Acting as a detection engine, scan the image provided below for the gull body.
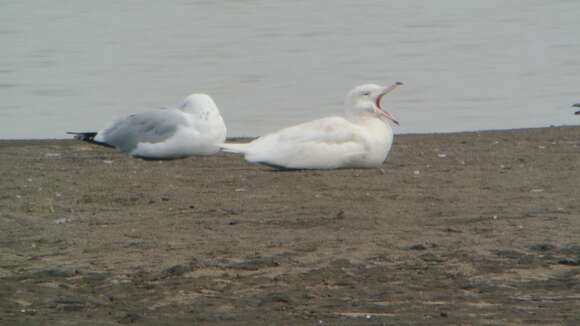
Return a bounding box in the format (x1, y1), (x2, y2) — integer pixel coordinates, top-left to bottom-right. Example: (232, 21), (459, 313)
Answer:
(69, 93), (226, 160)
(221, 83), (402, 170)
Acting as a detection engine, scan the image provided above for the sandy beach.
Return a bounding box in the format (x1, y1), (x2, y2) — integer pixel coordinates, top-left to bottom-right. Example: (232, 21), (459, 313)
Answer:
(1, 126), (579, 326)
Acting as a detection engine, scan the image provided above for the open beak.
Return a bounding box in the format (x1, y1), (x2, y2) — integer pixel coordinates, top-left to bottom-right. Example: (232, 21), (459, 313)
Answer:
(375, 81), (403, 125)
(573, 103), (580, 115)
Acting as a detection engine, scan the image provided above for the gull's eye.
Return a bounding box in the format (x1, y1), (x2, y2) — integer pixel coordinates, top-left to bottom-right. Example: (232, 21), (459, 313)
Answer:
(362, 91), (370, 96)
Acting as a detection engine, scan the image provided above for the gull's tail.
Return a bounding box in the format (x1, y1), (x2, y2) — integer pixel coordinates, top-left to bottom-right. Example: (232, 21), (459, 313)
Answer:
(220, 142), (251, 154)
(67, 132), (115, 148)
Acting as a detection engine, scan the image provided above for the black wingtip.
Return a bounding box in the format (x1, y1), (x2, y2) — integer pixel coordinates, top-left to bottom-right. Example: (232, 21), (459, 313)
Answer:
(67, 131), (98, 141)
(67, 132), (115, 148)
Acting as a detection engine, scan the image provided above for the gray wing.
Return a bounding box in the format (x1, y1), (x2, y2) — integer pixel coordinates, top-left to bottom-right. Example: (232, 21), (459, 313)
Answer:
(96, 109), (187, 152)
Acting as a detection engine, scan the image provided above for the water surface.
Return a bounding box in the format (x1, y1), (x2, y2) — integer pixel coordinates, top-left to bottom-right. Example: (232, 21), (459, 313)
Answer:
(1, 0), (579, 138)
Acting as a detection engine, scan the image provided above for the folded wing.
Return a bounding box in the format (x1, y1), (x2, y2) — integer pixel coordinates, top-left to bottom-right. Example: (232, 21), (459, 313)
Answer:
(244, 117), (367, 169)
(95, 109), (187, 153)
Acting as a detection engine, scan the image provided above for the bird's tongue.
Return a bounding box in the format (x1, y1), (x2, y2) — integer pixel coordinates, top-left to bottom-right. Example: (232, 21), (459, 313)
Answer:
(376, 94), (386, 110)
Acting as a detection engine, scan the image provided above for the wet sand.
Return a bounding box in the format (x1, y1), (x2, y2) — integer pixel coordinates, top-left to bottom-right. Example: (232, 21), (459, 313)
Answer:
(1, 126), (580, 325)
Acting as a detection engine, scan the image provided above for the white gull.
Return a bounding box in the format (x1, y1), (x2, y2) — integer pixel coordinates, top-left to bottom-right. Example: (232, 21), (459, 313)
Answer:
(221, 82), (402, 170)
(69, 93), (226, 160)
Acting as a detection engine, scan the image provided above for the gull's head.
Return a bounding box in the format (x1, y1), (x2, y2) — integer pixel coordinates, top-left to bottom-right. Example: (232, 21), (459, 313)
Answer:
(573, 103), (580, 115)
(180, 93), (220, 115)
(345, 82), (403, 125)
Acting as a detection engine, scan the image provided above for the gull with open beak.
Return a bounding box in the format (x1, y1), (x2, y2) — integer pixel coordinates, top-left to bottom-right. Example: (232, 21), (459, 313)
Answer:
(221, 82), (403, 170)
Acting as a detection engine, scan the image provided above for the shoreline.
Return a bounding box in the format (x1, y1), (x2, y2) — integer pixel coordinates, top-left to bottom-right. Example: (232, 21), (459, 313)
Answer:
(1, 124), (578, 143)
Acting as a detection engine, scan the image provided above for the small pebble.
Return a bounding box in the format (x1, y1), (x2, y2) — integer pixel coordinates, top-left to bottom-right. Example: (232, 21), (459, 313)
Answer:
(55, 218), (72, 224)
(558, 258), (578, 266)
(409, 244), (427, 251)
(413, 170), (420, 175)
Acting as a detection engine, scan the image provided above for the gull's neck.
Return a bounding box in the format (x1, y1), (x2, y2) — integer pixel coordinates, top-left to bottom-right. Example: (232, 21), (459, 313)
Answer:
(346, 110), (380, 122)
(346, 111), (393, 135)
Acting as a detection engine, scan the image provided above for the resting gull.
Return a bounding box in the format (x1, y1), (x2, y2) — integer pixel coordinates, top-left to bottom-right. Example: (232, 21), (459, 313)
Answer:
(220, 82), (403, 170)
(68, 93), (226, 160)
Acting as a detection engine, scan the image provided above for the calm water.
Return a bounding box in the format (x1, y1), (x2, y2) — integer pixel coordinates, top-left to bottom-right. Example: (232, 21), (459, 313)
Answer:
(1, 0), (580, 139)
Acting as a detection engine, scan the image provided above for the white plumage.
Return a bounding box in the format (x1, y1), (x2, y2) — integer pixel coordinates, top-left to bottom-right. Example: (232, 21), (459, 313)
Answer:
(71, 93), (226, 160)
(221, 83), (402, 170)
